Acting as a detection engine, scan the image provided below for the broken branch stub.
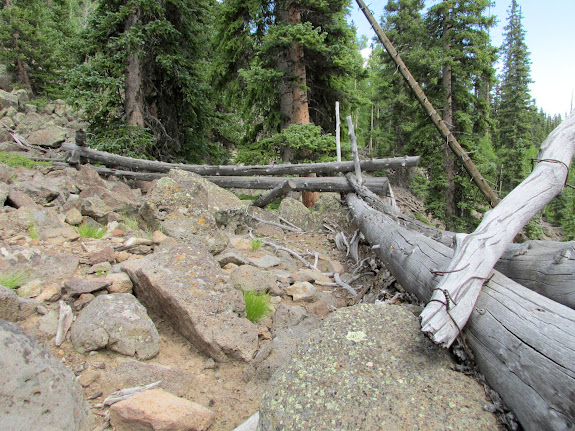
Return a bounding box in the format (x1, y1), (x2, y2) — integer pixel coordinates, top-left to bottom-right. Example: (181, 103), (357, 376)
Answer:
(420, 113), (575, 347)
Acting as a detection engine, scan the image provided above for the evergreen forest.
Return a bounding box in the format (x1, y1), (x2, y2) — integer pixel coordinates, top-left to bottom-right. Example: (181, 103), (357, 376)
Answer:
(0, 0), (571, 234)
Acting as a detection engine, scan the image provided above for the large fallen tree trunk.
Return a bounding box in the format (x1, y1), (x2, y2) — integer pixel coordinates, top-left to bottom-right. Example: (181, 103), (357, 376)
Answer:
(346, 194), (575, 431)
(61, 143), (418, 176)
(345, 172), (575, 309)
(420, 114), (575, 347)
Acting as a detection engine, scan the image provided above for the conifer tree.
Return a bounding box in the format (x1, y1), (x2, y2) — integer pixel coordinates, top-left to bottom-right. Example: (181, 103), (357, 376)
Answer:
(424, 0), (497, 229)
(493, 0), (535, 193)
(0, 0), (77, 97)
(213, 0), (363, 163)
(70, 0), (217, 162)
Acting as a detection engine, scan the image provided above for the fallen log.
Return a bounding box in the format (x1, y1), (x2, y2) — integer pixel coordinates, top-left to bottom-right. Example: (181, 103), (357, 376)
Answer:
(420, 113), (575, 347)
(73, 164), (389, 194)
(252, 180), (295, 208)
(346, 193), (575, 431)
(61, 143), (419, 176)
(345, 176), (575, 310)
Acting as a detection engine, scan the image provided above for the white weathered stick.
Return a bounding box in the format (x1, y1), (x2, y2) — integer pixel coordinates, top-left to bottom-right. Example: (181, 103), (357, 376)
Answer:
(336, 101), (341, 163)
(420, 113), (575, 347)
(55, 300), (73, 346)
(346, 116), (362, 183)
(103, 380), (162, 406)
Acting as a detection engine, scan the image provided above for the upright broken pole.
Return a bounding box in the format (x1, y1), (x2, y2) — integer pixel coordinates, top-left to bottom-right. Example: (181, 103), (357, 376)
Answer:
(355, 0), (500, 208)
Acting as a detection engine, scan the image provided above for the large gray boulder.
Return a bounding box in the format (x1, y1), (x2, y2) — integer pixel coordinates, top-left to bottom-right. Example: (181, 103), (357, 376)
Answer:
(258, 303), (499, 431)
(0, 285), (38, 322)
(139, 169), (244, 243)
(70, 293), (160, 360)
(122, 243), (258, 362)
(0, 319), (93, 430)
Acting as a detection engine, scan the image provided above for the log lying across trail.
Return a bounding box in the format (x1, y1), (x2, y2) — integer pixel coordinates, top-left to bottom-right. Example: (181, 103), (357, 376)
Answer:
(346, 194), (575, 431)
(61, 143), (419, 176)
(74, 164), (389, 194)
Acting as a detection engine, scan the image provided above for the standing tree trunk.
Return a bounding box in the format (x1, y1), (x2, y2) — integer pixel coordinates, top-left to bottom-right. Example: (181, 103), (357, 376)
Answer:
(124, 10), (145, 128)
(277, 1), (318, 208)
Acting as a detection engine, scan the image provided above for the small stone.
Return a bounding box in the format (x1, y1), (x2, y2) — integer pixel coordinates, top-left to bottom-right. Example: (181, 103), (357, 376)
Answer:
(88, 261), (112, 275)
(37, 310), (59, 336)
(77, 370), (101, 387)
(88, 246), (116, 265)
(74, 293), (95, 310)
(258, 327), (272, 340)
(328, 260), (345, 275)
(65, 208), (83, 226)
(36, 282), (62, 302)
(64, 278), (111, 297)
(16, 279), (43, 299)
(152, 230), (168, 243)
(91, 361), (106, 370)
(202, 358), (217, 370)
(292, 269), (332, 284)
(285, 281), (317, 302)
(249, 255), (282, 269)
(115, 251), (132, 263)
(110, 388), (215, 431)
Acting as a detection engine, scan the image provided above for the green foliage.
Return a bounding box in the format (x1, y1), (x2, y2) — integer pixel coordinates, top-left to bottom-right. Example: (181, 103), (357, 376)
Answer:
(243, 290), (272, 323)
(76, 223), (106, 239)
(0, 0), (79, 97)
(121, 216), (140, 231)
(0, 152), (51, 169)
(69, 0), (218, 162)
(236, 123), (339, 165)
(250, 238), (262, 251)
(27, 221), (38, 239)
(0, 270), (31, 289)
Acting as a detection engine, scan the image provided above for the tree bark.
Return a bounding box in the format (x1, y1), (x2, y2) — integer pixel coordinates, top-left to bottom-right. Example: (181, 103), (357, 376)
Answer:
(124, 10), (145, 128)
(420, 113), (575, 347)
(61, 143), (418, 175)
(442, 13), (456, 222)
(251, 180), (295, 208)
(346, 193), (575, 431)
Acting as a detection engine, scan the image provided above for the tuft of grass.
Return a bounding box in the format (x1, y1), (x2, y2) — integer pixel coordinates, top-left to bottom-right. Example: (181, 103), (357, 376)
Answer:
(76, 223), (106, 239)
(243, 290), (272, 323)
(250, 238), (262, 251)
(0, 270), (31, 289)
(0, 152), (51, 169)
(122, 216), (140, 231)
(27, 221), (38, 239)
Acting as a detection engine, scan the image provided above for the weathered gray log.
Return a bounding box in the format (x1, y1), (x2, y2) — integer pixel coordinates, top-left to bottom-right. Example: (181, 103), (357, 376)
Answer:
(421, 114), (575, 347)
(60, 143), (419, 176)
(82, 164), (389, 194)
(347, 173), (575, 309)
(251, 180), (295, 208)
(494, 240), (575, 309)
(206, 176), (389, 194)
(346, 193), (575, 431)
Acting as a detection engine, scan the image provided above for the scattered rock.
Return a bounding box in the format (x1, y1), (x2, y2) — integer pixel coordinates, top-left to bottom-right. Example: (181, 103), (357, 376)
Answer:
(65, 208), (83, 225)
(248, 254), (281, 269)
(230, 265), (276, 293)
(0, 285), (39, 321)
(64, 278), (111, 297)
(104, 272), (133, 294)
(26, 125), (70, 147)
(16, 278), (43, 298)
(77, 370), (101, 387)
(216, 250), (250, 267)
(285, 281), (317, 302)
(0, 319), (93, 431)
(88, 245), (116, 265)
(70, 293), (160, 360)
(122, 244), (258, 362)
(110, 388), (214, 431)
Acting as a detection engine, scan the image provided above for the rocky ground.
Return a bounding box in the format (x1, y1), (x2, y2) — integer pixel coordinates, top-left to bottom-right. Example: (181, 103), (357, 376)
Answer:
(0, 85), (506, 431)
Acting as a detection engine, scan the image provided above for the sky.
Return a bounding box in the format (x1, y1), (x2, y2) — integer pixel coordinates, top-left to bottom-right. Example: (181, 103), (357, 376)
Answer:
(348, 1), (575, 118)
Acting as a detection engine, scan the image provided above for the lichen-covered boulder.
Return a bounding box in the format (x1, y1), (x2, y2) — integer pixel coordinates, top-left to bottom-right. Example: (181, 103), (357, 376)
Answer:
(258, 303), (499, 431)
(0, 319), (93, 430)
(70, 293), (160, 360)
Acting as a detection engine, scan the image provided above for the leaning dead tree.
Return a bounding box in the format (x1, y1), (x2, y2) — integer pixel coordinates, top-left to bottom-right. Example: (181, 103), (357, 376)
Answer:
(346, 193), (575, 431)
(61, 143), (419, 176)
(420, 113), (575, 347)
(355, 0), (500, 207)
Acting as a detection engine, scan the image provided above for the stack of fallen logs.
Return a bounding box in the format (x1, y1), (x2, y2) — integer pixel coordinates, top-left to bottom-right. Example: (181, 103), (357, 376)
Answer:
(346, 114), (575, 431)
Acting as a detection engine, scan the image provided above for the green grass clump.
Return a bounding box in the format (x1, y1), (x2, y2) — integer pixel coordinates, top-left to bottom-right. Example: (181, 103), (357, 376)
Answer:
(121, 216), (140, 231)
(0, 152), (51, 169)
(76, 223), (106, 239)
(243, 290), (272, 323)
(250, 238), (262, 251)
(27, 221), (38, 239)
(0, 270), (31, 289)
